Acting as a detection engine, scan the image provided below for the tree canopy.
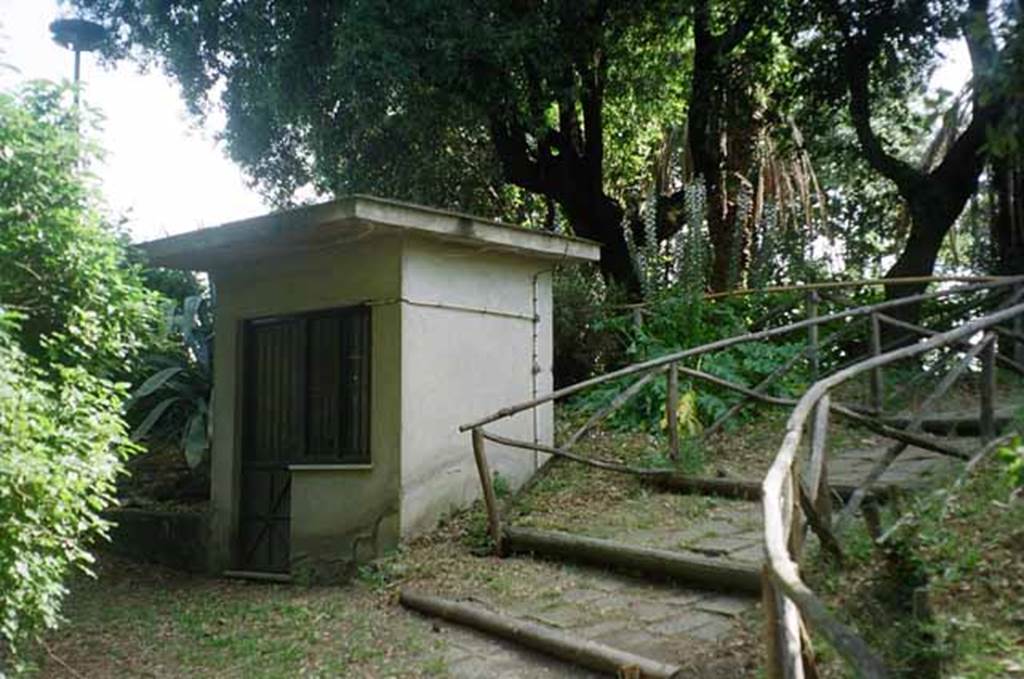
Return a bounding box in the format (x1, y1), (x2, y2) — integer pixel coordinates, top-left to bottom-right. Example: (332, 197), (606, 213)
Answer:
(69, 0), (1023, 295)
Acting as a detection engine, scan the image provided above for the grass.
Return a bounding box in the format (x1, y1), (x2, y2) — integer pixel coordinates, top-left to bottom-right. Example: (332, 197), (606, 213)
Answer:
(29, 558), (448, 678)
(806, 436), (1024, 678)
(32, 381), (1013, 678)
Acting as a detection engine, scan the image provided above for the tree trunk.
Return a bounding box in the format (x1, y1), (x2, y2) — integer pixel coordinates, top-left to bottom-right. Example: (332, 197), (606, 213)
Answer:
(562, 192), (641, 298)
(883, 179), (982, 326)
(882, 206), (957, 333)
(991, 158), (1024, 276)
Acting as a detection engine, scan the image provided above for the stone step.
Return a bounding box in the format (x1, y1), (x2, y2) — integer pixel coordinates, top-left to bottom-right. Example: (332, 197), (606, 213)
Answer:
(505, 527), (763, 595)
(400, 589), (682, 678)
(881, 410), (1014, 436)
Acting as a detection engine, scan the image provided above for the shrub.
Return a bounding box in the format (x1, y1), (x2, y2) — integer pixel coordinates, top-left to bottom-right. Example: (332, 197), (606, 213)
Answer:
(0, 81), (160, 667)
(0, 314), (136, 665)
(0, 81), (160, 381)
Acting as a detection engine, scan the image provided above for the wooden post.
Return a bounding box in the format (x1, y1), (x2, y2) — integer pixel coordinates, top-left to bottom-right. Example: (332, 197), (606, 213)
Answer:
(806, 291), (820, 380)
(788, 465), (805, 560)
(807, 394), (832, 526)
(472, 428), (504, 555)
(666, 363), (680, 460)
(1015, 283), (1024, 367)
(980, 335), (996, 442)
(762, 566), (785, 679)
(869, 313), (883, 413)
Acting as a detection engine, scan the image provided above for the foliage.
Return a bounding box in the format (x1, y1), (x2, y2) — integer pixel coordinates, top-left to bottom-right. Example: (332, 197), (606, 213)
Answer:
(0, 80), (159, 666)
(128, 293), (214, 470)
(566, 291), (808, 435)
(812, 438), (1024, 677)
(0, 81), (161, 380)
(0, 314), (137, 665)
(551, 264), (626, 387)
(996, 436), (1024, 489)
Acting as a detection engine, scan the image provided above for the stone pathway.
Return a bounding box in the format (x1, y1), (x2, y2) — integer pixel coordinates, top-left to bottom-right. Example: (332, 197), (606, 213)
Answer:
(410, 437), (964, 677)
(439, 623), (601, 678)
(823, 439), (963, 491)
(422, 557), (753, 676)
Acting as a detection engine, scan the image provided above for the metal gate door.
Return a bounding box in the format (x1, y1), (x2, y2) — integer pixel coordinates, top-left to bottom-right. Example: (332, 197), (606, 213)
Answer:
(237, 318), (303, 573)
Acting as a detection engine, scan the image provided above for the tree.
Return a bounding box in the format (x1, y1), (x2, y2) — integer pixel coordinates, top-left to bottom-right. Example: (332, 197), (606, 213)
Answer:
(73, 0), (703, 294)
(804, 0), (1020, 303)
(0, 81), (159, 665)
(684, 0), (773, 290)
(0, 82), (160, 379)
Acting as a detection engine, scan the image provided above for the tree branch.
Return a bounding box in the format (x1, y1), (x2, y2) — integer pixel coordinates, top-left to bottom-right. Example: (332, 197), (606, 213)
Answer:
(930, 0), (999, 192)
(580, 48), (606, 192)
(720, 0), (765, 54)
(841, 35), (924, 195)
(489, 116), (553, 196)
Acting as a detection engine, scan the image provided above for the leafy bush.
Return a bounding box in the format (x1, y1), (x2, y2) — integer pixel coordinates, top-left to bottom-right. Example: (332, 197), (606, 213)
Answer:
(0, 81), (160, 666)
(129, 293), (214, 469)
(0, 81), (161, 380)
(0, 314), (136, 664)
(552, 264), (626, 387)
(568, 291), (809, 434)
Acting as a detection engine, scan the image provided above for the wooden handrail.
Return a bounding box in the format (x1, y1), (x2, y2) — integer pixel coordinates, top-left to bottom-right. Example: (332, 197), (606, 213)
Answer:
(459, 278), (1024, 431)
(762, 302), (1024, 677)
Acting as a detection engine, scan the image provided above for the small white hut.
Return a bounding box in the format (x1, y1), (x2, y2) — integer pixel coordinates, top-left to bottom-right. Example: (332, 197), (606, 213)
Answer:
(141, 195), (600, 580)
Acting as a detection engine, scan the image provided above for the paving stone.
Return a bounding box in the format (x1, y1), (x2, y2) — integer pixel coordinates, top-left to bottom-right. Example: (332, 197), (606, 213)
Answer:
(585, 573), (631, 592)
(594, 627), (662, 653)
(630, 601), (678, 623)
(660, 591), (707, 607)
(732, 544), (765, 563)
(648, 610), (724, 636)
(686, 615), (736, 641)
(526, 603), (594, 629)
(589, 592), (641, 615)
(561, 588), (606, 605)
(571, 619), (630, 637)
(695, 593), (755, 617)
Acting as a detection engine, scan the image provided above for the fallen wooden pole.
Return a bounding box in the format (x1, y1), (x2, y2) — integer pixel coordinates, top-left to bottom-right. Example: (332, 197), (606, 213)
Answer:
(399, 589), (682, 678)
(831, 406), (969, 459)
(877, 413), (1012, 437)
(504, 527), (762, 594)
(643, 473), (895, 503)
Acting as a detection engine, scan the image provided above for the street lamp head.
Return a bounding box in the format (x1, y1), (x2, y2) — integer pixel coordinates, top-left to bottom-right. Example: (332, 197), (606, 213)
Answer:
(49, 18), (107, 53)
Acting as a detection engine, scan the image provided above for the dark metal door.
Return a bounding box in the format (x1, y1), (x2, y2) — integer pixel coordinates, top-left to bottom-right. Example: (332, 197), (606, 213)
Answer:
(236, 306), (371, 573)
(237, 318), (303, 573)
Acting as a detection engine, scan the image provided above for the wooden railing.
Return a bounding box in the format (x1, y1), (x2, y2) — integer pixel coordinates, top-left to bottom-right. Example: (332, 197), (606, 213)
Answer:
(458, 275), (1024, 675)
(762, 300), (1024, 678)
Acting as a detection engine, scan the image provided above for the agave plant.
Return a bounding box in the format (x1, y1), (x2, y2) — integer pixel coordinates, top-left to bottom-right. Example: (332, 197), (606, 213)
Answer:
(128, 293), (213, 469)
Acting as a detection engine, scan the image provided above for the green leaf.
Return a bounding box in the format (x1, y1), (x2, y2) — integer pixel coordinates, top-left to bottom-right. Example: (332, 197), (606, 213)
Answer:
(130, 396), (180, 441)
(183, 412), (208, 469)
(129, 366), (183, 403)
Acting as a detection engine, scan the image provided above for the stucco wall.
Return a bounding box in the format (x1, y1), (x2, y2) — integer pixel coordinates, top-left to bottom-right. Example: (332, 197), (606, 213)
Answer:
(208, 236), (403, 578)
(398, 236), (556, 536)
(207, 230), (562, 577)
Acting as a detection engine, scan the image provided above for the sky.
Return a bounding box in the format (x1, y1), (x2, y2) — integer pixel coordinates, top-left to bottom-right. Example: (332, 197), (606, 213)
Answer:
(0, 1), (974, 244)
(0, 0), (267, 243)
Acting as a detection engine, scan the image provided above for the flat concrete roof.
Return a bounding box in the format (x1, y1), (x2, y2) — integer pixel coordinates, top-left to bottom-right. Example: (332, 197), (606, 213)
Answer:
(140, 195), (601, 270)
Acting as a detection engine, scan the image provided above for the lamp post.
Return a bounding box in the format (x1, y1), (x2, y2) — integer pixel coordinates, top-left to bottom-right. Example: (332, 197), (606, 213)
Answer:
(49, 18), (106, 106)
